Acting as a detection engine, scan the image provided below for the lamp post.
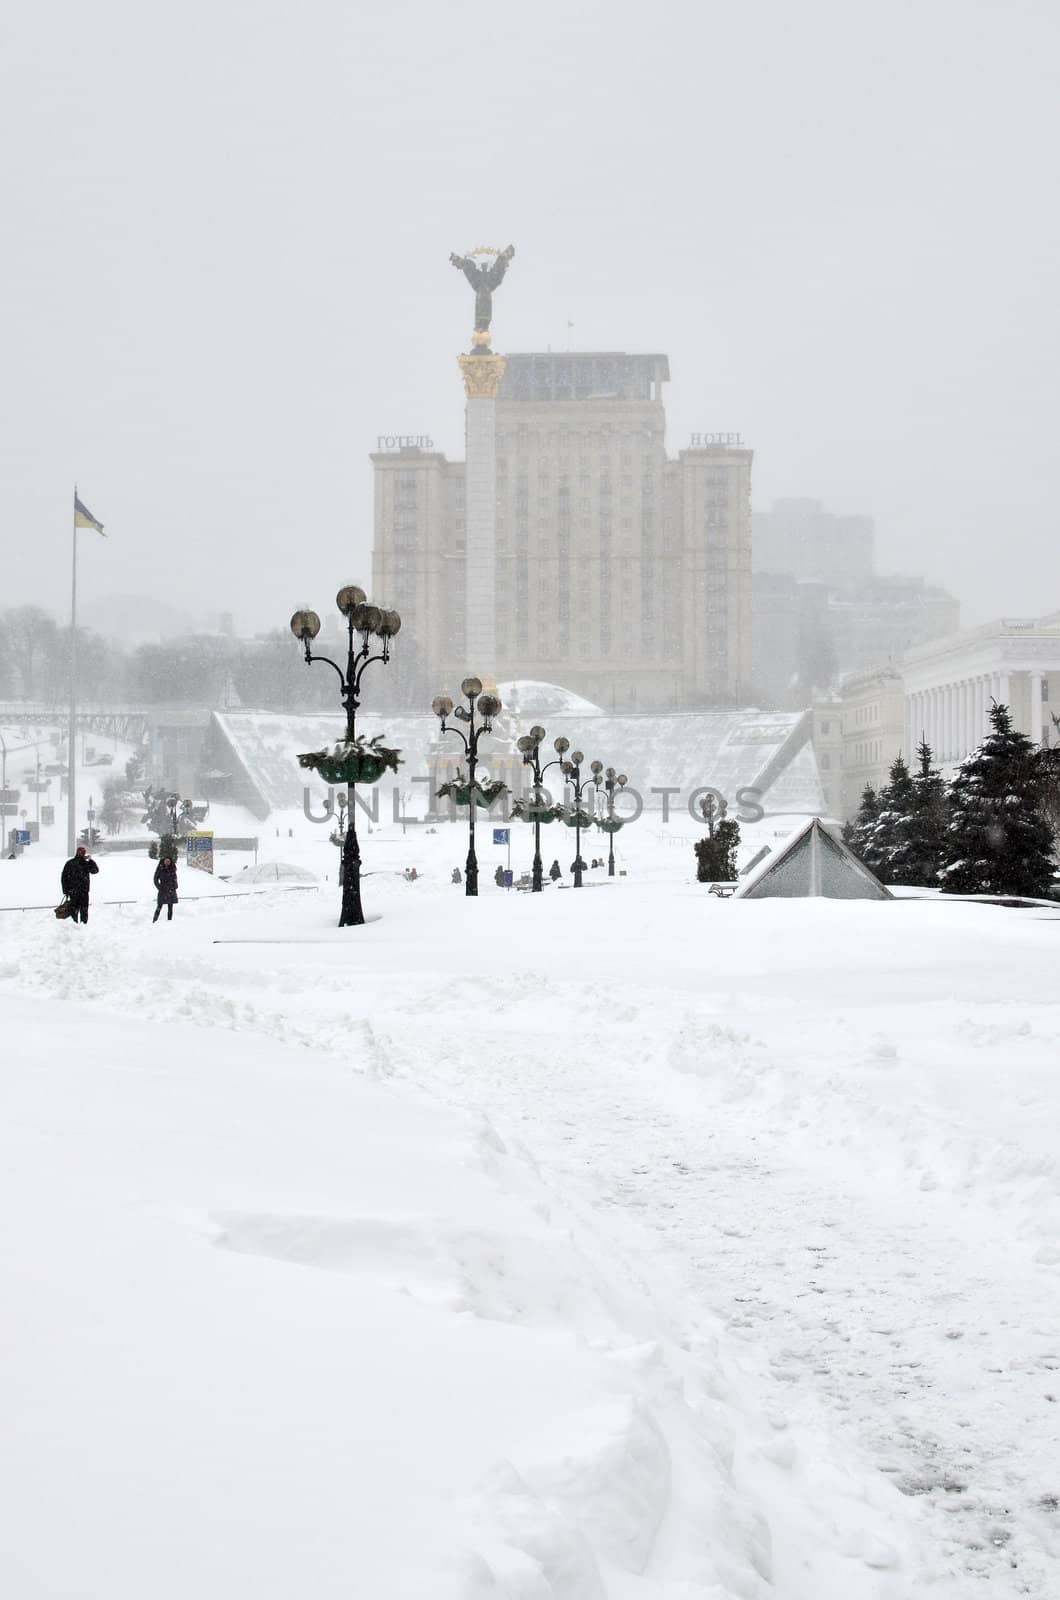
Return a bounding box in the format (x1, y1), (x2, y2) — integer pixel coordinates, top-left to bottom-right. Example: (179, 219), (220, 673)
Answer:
(515, 727), (570, 892)
(561, 749), (596, 889)
(290, 587), (401, 927)
(594, 766), (628, 878)
(432, 677), (503, 897)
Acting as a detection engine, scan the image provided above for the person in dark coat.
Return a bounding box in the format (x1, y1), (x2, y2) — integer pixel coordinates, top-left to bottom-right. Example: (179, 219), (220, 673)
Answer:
(61, 845), (99, 924)
(153, 855), (178, 922)
(549, 859), (561, 881)
(494, 864), (505, 887)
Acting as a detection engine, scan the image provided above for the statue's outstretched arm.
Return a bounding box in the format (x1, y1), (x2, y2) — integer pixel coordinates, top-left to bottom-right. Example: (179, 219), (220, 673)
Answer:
(486, 244), (516, 289)
(449, 252), (467, 270)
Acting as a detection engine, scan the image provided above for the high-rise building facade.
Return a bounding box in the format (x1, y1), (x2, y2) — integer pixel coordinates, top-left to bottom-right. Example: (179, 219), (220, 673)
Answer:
(371, 352), (752, 712)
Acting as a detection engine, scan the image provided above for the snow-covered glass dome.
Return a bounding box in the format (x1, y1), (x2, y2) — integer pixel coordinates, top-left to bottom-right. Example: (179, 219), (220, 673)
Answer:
(494, 681), (604, 719)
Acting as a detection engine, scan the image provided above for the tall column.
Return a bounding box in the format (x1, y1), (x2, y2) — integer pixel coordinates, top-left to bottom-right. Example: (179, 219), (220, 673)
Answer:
(458, 352), (506, 677)
(960, 680), (969, 756)
(927, 688), (936, 756)
(1029, 671), (1043, 746)
(998, 670), (1011, 712)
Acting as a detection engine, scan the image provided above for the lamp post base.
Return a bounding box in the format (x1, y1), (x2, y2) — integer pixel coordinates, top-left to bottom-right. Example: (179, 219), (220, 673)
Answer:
(339, 822), (365, 926)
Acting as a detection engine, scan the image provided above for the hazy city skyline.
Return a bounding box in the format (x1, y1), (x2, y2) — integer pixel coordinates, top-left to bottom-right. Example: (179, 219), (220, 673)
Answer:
(2, 0), (1057, 636)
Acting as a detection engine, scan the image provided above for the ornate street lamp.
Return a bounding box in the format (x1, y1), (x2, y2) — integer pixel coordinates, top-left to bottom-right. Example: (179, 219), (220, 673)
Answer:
(514, 727), (569, 892)
(290, 587), (401, 927)
(594, 766), (628, 877)
(560, 749), (596, 889)
(432, 677), (503, 897)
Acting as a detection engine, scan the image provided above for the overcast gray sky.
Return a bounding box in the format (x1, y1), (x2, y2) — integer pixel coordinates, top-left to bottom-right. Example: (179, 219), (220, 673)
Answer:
(1, 0), (1057, 634)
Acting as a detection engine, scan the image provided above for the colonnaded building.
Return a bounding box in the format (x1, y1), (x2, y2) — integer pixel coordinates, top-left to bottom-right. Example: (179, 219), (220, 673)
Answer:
(371, 352), (752, 713)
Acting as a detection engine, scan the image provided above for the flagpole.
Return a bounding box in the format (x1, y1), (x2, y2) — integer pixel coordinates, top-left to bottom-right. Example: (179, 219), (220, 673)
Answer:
(67, 487), (78, 857)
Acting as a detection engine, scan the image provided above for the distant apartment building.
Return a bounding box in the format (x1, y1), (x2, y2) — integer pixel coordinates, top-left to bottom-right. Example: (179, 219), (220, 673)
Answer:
(752, 498), (874, 590)
(827, 575), (960, 679)
(810, 701), (845, 820)
(750, 575), (832, 708)
(371, 352), (753, 712)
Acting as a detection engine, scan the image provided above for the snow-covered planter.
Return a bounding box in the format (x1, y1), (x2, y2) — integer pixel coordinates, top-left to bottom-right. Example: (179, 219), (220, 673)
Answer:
(436, 778), (509, 808)
(560, 808), (594, 829)
(596, 817), (624, 834)
(511, 797), (561, 824)
(297, 735), (402, 785)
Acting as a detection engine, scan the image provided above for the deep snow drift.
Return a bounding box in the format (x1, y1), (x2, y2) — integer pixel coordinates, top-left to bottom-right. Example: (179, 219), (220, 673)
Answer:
(1, 825), (1058, 1597)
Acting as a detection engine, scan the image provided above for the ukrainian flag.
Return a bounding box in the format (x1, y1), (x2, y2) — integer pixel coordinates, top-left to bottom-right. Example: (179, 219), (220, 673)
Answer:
(74, 492), (105, 535)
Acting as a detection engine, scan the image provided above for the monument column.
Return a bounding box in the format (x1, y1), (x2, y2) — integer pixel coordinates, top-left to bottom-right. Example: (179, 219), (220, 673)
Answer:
(458, 350), (506, 675)
(449, 243), (516, 681)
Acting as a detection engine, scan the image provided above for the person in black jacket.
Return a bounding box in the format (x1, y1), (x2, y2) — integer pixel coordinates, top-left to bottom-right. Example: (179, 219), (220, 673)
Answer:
(60, 846), (99, 924)
(549, 859), (562, 882)
(153, 855), (179, 922)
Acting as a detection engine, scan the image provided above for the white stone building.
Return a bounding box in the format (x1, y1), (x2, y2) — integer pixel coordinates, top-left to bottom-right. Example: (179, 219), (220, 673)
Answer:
(902, 613), (1060, 771)
(837, 667), (906, 817)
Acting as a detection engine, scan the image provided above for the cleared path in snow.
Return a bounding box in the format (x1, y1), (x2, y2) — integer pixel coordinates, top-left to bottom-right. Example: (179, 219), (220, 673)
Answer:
(378, 979), (1060, 1596)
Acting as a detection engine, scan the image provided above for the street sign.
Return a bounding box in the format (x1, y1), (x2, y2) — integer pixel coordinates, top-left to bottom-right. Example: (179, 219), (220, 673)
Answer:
(13, 830), (31, 846)
(0, 804), (19, 818)
(492, 828), (510, 845)
(0, 789), (19, 804)
(186, 830), (214, 874)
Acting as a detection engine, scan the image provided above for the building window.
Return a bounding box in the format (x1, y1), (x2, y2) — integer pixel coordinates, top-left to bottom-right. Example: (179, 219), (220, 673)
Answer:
(821, 754), (831, 770)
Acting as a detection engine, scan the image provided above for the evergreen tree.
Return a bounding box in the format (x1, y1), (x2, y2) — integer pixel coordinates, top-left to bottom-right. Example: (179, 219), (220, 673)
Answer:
(940, 703), (1057, 898)
(885, 740), (950, 887)
(860, 756), (914, 883)
(883, 739), (947, 889)
(694, 794), (741, 882)
(843, 784), (881, 851)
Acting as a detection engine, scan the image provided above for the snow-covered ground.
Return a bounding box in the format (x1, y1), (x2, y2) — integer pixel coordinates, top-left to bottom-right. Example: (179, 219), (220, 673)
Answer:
(2, 808), (1059, 1597)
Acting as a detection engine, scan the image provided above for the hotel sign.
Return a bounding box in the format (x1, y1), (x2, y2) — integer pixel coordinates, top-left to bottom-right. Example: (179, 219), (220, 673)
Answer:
(376, 434), (435, 451)
(689, 432), (743, 446)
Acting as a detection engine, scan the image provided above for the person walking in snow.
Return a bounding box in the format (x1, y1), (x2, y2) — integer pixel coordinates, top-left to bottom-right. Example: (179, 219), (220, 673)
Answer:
(153, 855), (178, 922)
(549, 859), (561, 882)
(61, 845), (99, 924)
